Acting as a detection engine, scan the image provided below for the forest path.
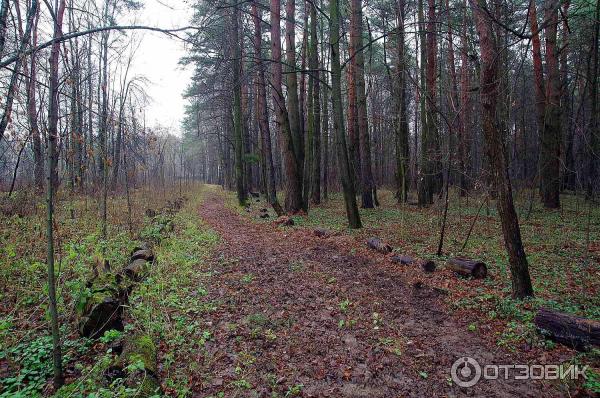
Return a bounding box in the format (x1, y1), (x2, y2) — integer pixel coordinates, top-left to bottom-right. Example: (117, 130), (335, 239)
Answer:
(193, 190), (558, 397)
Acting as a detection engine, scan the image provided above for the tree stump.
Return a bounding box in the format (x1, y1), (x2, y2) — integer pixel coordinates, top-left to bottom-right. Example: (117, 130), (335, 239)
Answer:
(447, 257), (488, 279)
(367, 237), (392, 254)
(534, 307), (600, 351)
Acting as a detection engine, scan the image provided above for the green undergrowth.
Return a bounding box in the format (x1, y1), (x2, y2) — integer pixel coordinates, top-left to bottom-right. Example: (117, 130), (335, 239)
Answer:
(0, 185), (206, 396)
(127, 188), (219, 396)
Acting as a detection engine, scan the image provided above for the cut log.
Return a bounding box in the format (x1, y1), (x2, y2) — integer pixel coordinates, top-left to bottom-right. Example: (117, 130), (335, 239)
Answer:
(367, 237), (392, 254)
(145, 209), (156, 218)
(391, 255), (414, 265)
(131, 242), (151, 255)
(420, 260), (436, 273)
(124, 258), (150, 281)
(131, 249), (154, 263)
(112, 334), (162, 397)
(314, 228), (330, 237)
(77, 286), (123, 338)
(447, 257), (488, 279)
(275, 216), (294, 226)
(534, 308), (600, 351)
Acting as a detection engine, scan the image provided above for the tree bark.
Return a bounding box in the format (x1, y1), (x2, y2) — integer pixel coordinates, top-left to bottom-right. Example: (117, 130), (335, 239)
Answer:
(47, 0), (66, 387)
(309, 0), (321, 205)
(271, 0), (304, 213)
(540, 0), (561, 208)
(26, 6), (43, 190)
(232, 2), (247, 205)
(329, 0), (362, 228)
(469, 0), (534, 299)
(252, 0), (282, 214)
(0, 0), (38, 144)
(588, 0), (600, 198)
(285, 0), (305, 211)
(395, 0), (409, 203)
(351, 0), (376, 208)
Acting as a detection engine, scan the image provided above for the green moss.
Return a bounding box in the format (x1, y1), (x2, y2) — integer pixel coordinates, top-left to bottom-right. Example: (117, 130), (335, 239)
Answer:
(120, 334), (157, 375)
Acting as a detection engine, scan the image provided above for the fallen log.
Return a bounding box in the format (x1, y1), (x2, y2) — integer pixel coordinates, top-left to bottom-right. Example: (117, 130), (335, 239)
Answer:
(391, 255), (414, 265)
(391, 255), (436, 272)
(447, 257), (487, 279)
(131, 248), (154, 263)
(420, 260), (436, 273)
(367, 237), (392, 254)
(275, 216), (294, 226)
(77, 275), (123, 338)
(124, 258), (151, 281)
(314, 228), (330, 237)
(534, 308), (600, 351)
(110, 334), (161, 397)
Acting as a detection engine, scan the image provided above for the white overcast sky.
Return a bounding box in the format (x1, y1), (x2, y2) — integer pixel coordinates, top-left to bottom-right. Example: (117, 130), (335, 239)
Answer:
(128, 0), (193, 135)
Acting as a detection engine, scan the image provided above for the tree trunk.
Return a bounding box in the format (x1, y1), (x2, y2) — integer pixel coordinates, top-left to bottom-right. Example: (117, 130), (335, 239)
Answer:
(458, 0), (470, 196)
(0, 0), (38, 144)
(0, 0), (9, 57)
(470, 0), (534, 299)
(351, 0), (376, 208)
(271, 0), (304, 213)
(540, 0), (561, 208)
(329, 0), (362, 228)
(232, 2), (247, 205)
(309, 0), (321, 205)
(395, 0), (409, 203)
(417, 0), (434, 206)
(46, 0), (66, 388)
(285, 0), (305, 211)
(26, 6), (43, 190)
(588, 0), (600, 198)
(252, 0), (282, 214)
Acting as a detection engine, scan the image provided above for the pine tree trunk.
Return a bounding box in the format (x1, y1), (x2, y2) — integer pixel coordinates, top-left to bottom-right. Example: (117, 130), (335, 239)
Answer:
(232, 2), (247, 205)
(587, 0), (599, 198)
(540, 0), (561, 208)
(330, 0), (362, 228)
(308, 1), (321, 205)
(271, 0), (304, 213)
(252, 0), (282, 213)
(458, 0), (470, 196)
(395, 0), (409, 203)
(470, 0), (534, 299)
(351, 0), (376, 208)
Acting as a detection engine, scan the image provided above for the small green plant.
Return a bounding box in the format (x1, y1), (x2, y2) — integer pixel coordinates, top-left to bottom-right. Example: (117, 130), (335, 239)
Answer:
(241, 273), (254, 284)
(285, 383), (304, 397)
(339, 298), (351, 313)
(99, 329), (123, 344)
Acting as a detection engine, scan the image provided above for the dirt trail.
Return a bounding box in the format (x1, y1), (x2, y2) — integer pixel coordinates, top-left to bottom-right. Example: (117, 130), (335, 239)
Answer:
(193, 192), (562, 397)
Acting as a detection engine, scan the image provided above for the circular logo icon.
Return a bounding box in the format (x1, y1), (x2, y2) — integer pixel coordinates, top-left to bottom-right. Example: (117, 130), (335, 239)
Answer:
(451, 357), (482, 388)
